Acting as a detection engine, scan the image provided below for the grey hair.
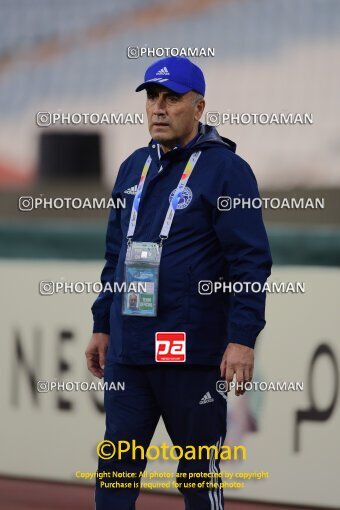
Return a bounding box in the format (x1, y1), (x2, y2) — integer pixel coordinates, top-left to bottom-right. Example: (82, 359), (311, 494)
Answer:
(191, 92), (204, 105)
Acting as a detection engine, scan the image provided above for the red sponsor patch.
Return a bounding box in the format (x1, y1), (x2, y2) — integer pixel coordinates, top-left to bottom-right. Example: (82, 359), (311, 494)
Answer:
(155, 332), (186, 362)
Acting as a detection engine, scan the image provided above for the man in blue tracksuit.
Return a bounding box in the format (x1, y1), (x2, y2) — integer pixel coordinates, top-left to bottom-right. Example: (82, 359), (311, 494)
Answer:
(86, 56), (272, 510)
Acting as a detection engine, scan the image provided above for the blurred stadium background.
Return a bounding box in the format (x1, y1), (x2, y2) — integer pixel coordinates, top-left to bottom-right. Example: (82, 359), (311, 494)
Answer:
(0, 1), (339, 509)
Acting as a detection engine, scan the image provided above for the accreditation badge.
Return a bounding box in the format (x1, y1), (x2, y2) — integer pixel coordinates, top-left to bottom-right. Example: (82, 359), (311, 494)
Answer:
(122, 242), (162, 317)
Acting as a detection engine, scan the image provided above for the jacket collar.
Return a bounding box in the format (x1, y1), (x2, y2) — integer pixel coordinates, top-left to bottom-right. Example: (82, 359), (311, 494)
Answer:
(148, 122), (236, 163)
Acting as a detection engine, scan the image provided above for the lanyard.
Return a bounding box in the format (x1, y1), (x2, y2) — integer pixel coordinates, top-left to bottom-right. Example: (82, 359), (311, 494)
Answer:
(127, 151), (201, 244)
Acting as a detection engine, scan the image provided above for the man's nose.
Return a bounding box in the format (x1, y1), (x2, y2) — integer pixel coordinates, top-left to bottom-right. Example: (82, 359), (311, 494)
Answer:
(152, 96), (167, 115)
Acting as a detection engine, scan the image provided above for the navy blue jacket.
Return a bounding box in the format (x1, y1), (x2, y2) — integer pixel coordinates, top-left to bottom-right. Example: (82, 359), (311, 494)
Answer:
(91, 123), (272, 365)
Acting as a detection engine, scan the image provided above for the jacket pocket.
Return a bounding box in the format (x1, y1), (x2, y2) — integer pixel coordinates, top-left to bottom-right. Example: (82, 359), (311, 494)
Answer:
(183, 266), (193, 323)
(185, 269), (227, 326)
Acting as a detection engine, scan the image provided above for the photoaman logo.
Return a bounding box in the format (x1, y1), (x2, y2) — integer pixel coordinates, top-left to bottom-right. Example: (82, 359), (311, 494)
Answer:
(155, 332), (186, 362)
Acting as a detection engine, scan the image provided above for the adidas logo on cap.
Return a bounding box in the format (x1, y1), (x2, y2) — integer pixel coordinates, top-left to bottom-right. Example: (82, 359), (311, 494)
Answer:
(199, 392), (214, 405)
(124, 185), (138, 195)
(156, 66), (170, 76)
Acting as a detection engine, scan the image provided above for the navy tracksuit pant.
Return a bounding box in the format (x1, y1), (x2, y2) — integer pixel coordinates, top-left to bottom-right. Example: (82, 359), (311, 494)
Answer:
(95, 363), (227, 510)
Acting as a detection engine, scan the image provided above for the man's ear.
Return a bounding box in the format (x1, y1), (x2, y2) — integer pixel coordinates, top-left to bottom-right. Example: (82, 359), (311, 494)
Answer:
(195, 98), (205, 121)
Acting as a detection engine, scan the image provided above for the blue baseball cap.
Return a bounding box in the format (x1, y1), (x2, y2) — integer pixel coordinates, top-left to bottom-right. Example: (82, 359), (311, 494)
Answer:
(135, 56), (205, 96)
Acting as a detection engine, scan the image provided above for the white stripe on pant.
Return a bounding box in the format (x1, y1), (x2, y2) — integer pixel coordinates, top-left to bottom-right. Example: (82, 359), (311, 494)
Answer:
(208, 436), (223, 510)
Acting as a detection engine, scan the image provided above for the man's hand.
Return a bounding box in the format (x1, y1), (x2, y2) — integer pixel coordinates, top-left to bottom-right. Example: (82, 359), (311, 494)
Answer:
(85, 333), (109, 379)
(220, 342), (254, 396)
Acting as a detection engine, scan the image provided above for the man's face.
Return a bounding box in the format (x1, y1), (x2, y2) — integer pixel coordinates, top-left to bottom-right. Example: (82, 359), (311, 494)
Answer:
(146, 85), (205, 147)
